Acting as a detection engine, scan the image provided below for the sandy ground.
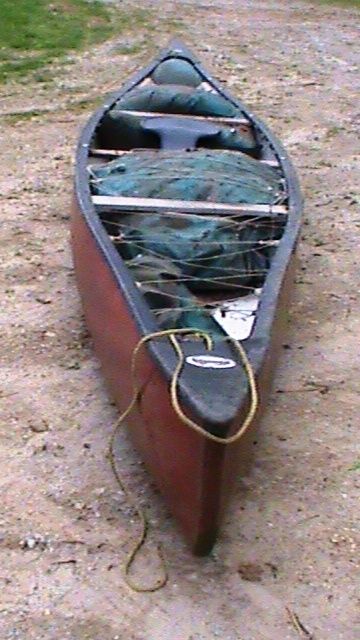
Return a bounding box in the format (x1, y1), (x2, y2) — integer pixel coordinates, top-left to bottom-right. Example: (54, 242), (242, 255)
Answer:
(0, 1), (359, 638)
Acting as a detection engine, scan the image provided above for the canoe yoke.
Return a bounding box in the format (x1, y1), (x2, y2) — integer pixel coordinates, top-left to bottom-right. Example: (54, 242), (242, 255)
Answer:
(141, 116), (221, 151)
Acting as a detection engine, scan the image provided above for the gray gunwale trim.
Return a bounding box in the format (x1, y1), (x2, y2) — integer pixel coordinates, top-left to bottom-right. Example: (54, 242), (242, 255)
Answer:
(74, 39), (303, 431)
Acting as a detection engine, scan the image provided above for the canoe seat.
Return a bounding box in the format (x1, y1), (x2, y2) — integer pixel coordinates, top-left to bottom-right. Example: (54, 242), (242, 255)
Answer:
(96, 110), (259, 156)
(141, 116), (220, 150)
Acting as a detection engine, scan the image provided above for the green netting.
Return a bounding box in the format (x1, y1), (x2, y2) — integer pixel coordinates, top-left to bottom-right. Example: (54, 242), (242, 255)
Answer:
(100, 210), (283, 333)
(126, 254), (223, 334)
(114, 85), (238, 117)
(91, 150), (282, 205)
(94, 112), (285, 331)
(119, 213), (277, 292)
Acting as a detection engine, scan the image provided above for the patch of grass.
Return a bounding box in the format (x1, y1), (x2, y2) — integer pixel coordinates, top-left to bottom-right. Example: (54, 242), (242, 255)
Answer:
(325, 125), (344, 139)
(349, 459), (360, 471)
(32, 69), (57, 83)
(67, 95), (104, 112)
(2, 96), (105, 123)
(114, 42), (145, 56)
(312, 0), (360, 7)
(160, 18), (186, 30)
(2, 109), (47, 124)
(0, 1), (153, 83)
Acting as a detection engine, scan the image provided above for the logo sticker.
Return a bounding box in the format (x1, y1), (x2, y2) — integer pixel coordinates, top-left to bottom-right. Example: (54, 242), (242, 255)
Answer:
(185, 355), (236, 369)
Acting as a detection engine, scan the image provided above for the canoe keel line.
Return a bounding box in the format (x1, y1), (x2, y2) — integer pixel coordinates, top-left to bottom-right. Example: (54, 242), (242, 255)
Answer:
(71, 40), (302, 573)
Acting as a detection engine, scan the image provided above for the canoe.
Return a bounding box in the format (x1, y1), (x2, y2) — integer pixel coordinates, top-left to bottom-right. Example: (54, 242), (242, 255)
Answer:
(71, 40), (302, 555)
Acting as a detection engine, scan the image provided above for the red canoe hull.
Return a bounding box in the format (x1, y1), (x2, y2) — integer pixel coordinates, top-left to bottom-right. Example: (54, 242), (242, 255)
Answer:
(70, 194), (295, 554)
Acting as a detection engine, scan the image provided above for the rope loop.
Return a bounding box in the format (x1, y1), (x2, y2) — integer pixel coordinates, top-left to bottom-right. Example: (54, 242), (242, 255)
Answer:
(109, 327), (258, 592)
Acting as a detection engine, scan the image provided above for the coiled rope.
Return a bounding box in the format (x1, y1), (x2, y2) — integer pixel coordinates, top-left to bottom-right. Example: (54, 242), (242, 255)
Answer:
(109, 327), (258, 592)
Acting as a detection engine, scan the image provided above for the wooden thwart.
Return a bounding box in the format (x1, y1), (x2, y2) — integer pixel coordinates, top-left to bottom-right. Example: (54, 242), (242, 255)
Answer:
(110, 109), (250, 128)
(92, 195), (287, 215)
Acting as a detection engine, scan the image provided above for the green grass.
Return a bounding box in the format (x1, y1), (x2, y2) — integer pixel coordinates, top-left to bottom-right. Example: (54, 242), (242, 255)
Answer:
(313, 0), (360, 7)
(349, 459), (360, 471)
(2, 109), (47, 124)
(0, 0), (152, 83)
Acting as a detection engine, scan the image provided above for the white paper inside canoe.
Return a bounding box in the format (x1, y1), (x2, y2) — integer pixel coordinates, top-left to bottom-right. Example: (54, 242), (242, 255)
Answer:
(211, 289), (261, 340)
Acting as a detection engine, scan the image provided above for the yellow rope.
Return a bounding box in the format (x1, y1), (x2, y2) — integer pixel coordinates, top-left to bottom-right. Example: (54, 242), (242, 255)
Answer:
(109, 327), (258, 592)
(109, 425), (167, 593)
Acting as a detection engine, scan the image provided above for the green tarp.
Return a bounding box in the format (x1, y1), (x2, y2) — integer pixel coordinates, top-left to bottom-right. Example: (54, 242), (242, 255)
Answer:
(126, 254), (222, 334)
(114, 84), (238, 117)
(118, 213), (277, 292)
(92, 149), (284, 332)
(102, 211), (282, 333)
(151, 58), (202, 87)
(91, 149), (282, 205)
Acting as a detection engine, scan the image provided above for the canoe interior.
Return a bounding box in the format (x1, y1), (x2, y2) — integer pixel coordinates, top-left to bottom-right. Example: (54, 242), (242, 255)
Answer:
(72, 40), (302, 554)
(86, 51), (290, 367)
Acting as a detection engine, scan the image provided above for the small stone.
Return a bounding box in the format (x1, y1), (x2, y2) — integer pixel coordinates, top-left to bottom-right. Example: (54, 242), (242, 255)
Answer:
(93, 487), (105, 496)
(20, 533), (49, 550)
(238, 562), (264, 582)
(35, 296), (52, 304)
(65, 360), (81, 370)
(22, 536), (36, 549)
(29, 419), (49, 433)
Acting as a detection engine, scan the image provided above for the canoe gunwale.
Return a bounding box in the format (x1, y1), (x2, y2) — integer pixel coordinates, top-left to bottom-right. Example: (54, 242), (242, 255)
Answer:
(74, 39), (303, 433)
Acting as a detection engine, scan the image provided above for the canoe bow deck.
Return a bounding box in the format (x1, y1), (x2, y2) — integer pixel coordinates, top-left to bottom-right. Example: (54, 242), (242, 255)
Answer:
(71, 40), (302, 554)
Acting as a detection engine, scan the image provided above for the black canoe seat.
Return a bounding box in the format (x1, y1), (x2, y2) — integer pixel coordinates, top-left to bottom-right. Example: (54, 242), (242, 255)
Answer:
(96, 109), (260, 156)
(141, 116), (220, 150)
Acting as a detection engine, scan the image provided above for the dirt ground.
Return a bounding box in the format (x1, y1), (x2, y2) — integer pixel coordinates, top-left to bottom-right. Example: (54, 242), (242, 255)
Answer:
(0, 1), (359, 638)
